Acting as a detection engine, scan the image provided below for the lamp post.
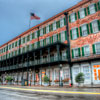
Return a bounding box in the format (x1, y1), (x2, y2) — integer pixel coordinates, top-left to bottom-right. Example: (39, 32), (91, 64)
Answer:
(59, 64), (63, 87)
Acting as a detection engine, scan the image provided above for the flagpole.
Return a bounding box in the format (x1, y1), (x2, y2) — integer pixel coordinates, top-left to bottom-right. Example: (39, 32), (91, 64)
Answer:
(29, 13), (31, 29)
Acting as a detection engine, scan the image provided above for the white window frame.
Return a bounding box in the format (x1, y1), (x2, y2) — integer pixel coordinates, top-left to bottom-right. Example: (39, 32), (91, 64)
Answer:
(92, 20), (99, 33)
(34, 31), (38, 39)
(81, 24), (88, 36)
(53, 34), (57, 43)
(72, 28), (77, 40)
(46, 25), (49, 34)
(62, 50), (67, 60)
(53, 21), (56, 31)
(60, 17), (64, 27)
(79, 8), (85, 19)
(89, 3), (96, 15)
(61, 31), (65, 42)
(73, 48), (79, 58)
(40, 28), (43, 36)
(83, 45), (90, 56)
(40, 39), (43, 47)
(70, 13), (75, 23)
(95, 42), (100, 54)
(46, 37), (50, 45)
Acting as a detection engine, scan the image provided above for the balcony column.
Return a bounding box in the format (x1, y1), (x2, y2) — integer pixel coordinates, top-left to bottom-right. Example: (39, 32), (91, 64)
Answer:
(17, 57), (19, 85)
(21, 56), (24, 85)
(40, 50), (42, 86)
(27, 53), (29, 86)
(33, 52), (35, 85)
(48, 47), (51, 86)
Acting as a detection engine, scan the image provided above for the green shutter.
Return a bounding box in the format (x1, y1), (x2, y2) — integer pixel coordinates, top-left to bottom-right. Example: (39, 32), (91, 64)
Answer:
(38, 30), (40, 37)
(87, 6), (90, 15)
(65, 31), (67, 40)
(75, 13), (77, 20)
(50, 24), (53, 31)
(94, 3), (97, 12)
(80, 26), (82, 36)
(97, 20), (100, 31)
(43, 39), (46, 46)
(76, 28), (79, 38)
(50, 37), (52, 44)
(87, 24), (90, 34)
(69, 15), (71, 23)
(92, 44), (96, 54)
(98, 2), (100, 10)
(57, 34), (58, 41)
(70, 30), (72, 40)
(64, 17), (66, 25)
(78, 48), (81, 57)
(49, 25), (51, 32)
(32, 33), (34, 39)
(43, 27), (46, 34)
(58, 20), (60, 28)
(56, 21), (58, 29)
(52, 36), (53, 43)
(82, 47), (84, 56)
(84, 8), (87, 16)
(78, 11), (80, 19)
(90, 23), (93, 33)
(59, 33), (61, 42)
(72, 50), (74, 58)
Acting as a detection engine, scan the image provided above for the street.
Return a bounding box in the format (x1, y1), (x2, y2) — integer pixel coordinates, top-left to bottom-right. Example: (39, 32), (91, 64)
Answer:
(0, 88), (100, 100)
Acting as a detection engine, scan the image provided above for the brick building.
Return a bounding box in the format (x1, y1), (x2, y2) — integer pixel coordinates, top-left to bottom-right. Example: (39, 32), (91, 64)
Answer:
(0, 0), (100, 86)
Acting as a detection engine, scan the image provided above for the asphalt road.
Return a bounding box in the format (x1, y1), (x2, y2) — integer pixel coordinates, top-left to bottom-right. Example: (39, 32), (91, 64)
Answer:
(0, 89), (100, 100)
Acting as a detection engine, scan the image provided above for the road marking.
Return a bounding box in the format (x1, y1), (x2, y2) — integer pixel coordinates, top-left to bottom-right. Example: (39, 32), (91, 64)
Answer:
(0, 86), (100, 95)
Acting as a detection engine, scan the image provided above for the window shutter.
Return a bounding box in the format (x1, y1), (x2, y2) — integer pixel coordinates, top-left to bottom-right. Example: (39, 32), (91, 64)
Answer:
(52, 36), (53, 43)
(97, 20), (100, 31)
(94, 3), (97, 12)
(65, 31), (67, 40)
(87, 24), (90, 34)
(76, 28), (79, 38)
(59, 33), (61, 42)
(69, 15), (71, 23)
(98, 2), (100, 10)
(84, 8), (87, 16)
(57, 34), (58, 41)
(50, 24), (53, 31)
(58, 20), (60, 28)
(78, 48), (81, 57)
(80, 26), (82, 36)
(70, 30), (73, 40)
(82, 47), (84, 56)
(64, 17), (66, 25)
(38, 30), (40, 37)
(32, 33), (34, 39)
(72, 49), (74, 58)
(43, 27), (46, 34)
(90, 23), (93, 33)
(92, 44), (96, 54)
(50, 37), (52, 44)
(78, 11), (80, 19)
(75, 13), (77, 20)
(87, 6), (90, 15)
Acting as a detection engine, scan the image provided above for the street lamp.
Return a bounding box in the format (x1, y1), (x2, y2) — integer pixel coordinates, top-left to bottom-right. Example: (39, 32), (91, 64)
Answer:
(59, 64), (63, 87)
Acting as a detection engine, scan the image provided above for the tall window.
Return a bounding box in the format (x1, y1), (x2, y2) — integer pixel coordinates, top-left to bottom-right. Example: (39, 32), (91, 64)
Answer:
(54, 53), (58, 61)
(84, 45), (90, 56)
(62, 50), (67, 60)
(61, 31), (65, 42)
(60, 18), (64, 27)
(81, 24), (88, 36)
(63, 69), (69, 79)
(95, 43), (100, 54)
(53, 34), (58, 42)
(73, 48), (80, 58)
(40, 39), (43, 47)
(53, 21), (56, 31)
(40, 28), (43, 36)
(89, 4), (96, 14)
(46, 25), (49, 33)
(70, 13), (75, 22)
(72, 28), (77, 40)
(79, 8), (85, 19)
(92, 20), (99, 33)
(54, 69), (59, 80)
(46, 37), (50, 45)
(34, 31), (38, 38)
(34, 42), (37, 49)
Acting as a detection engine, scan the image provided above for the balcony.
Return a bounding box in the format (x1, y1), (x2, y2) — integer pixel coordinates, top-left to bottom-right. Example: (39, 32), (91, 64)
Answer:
(0, 55), (68, 72)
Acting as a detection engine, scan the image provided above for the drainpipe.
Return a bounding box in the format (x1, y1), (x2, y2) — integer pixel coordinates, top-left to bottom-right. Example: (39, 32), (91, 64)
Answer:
(64, 12), (73, 85)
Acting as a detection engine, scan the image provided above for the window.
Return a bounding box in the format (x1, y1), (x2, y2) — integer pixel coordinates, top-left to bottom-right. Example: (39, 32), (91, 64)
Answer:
(54, 69), (59, 80)
(40, 39), (43, 47)
(27, 35), (30, 42)
(60, 18), (64, 27)
(70, 13), (76, 22)
(79, 8), (85, 19)
(72, 48), (80, 58)
(81, 24), (88, 36)
(34, 42), (38, 49)
(46, 37), (50, 45)
(82, 45), (90, 56)
(89, 4), (96, 14)
(53, 21), (56, 31)
(95, 43), (100, 54)
(62, 50), (67, 60)
(23, 37), (25, 43)
(71, 28), (78, 40)
(40, 28), (43, 36)
(63, 69), (69, 79)
(54, 53), (58, 61)
(53, 34), (58, 43)
(92, 20), (99, 33)
(73, 67), (80, 77)
(34, 31), (38, 38)
(61, 31), (67, 42)
(46, 25), (49, 33)
(83, 66), (90, 80)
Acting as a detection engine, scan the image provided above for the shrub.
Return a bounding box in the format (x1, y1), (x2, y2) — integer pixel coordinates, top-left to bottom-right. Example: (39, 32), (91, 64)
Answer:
(75, 72), (84, 84)
(5, 76), (13, 82)
(62, 78), (69, 82)
(43, 75), (49, 83)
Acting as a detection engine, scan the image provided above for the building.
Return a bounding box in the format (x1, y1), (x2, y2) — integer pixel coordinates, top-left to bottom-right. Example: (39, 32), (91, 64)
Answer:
(0, 0), (100, 86)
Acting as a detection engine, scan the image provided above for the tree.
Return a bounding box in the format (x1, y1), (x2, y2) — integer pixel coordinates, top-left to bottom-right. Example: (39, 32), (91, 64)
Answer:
(43, 75), (49, 83)
(75, 72), (84, 86)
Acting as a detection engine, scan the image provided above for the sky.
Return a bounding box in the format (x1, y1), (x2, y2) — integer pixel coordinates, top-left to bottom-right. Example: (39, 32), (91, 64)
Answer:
(0, 0), (81, 46)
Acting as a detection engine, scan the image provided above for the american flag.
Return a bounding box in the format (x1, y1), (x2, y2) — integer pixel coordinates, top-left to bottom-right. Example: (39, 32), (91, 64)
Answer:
(30, 13), (40, 20)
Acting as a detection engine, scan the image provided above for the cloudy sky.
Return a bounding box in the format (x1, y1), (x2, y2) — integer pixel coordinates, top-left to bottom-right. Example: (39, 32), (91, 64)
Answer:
(0, 0), (81, 46)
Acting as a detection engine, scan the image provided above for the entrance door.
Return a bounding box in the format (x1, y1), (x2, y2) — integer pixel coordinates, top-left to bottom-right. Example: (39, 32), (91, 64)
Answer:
(93, 65), (100, 84)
